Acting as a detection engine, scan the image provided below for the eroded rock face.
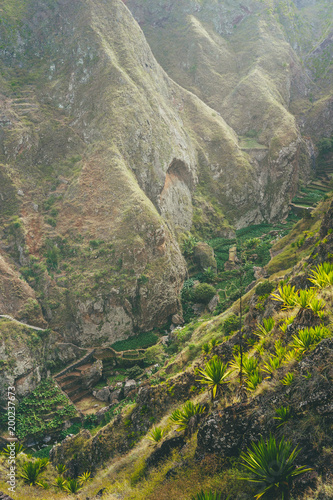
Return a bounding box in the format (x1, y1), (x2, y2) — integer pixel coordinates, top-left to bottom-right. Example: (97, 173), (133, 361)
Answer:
(0, 0), (327, 348)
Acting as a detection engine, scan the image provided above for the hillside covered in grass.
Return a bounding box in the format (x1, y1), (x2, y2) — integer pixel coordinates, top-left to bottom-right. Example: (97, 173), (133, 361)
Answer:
(1, 196), (332, 499)
(0, 0), (333, 499)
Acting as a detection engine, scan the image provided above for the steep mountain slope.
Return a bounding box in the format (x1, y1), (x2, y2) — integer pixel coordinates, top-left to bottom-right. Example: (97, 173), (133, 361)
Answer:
(126, 0), (332, 193)
(0, 0), (314, 349)
(2, 196), (332, 500)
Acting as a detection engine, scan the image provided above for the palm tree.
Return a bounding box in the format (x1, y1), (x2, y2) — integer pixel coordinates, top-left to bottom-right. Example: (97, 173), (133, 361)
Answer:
(197, 355), (233, 401)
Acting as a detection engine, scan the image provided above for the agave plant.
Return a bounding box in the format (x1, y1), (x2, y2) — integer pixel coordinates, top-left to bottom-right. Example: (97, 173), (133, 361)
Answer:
(274, 340), (287, 360)
(239, 435), (312, 499)
(192, 490), (223, 500)
(78, 471), (91, 484)
(262, 355), (282, 376)
(64, 478), (83, 493)
(271, 284), (297, 310)
(281, 372), (294, 386)
(1, 442), (25, 456)
(36, 479), (49, 489)
(20, 461), (43, 485)
(56, 463), (68, 475)
(309, 297), (326, 315)
(231, 353), (258, 377)
(53, 476), (67, 490)
(246, 369), (262, 391)
(283, 347), (300, 364)
(311, 325), (330, 342)
(38, 457), (49, 470)
(308, 262), (333, 289)
(256, 317), (275, 338)
(197, 355), (233, 400)
(148, 426), (165, 443)
(210, 338), (221, 348)
(295, 288), (317, 310)
(291, 326), (329, 355)
(274, 406), (291, 428)
(279, 316), (295, 335)
(170, 401), (205, 431)
(201, 343), (211, 355)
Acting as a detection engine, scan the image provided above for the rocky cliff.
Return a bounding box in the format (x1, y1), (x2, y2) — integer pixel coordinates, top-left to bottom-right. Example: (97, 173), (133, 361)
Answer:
(0, 0), (331, 352)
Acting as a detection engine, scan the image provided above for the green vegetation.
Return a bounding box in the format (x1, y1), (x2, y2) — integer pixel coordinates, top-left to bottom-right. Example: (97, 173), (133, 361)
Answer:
(148, 426), (165, 443)
(309, 262), (333, 288)
(20, 458), (48, 486)
(291, 326), (330, 355)
(16, 379), (76, 439)
(63, 478), (83, 493)
(170, 401), (205, 432)
(239, 435), (312, 499)
(255, 281), (275, 296)
(111, 331), (159, 351)
(197, 356), (233, 401)
(192, 283), (216, 304)
(274, 406), (291, 428)
(222, 314), (239, 335)
(271, 284), (297, 309)
(192, 491), (222, 500)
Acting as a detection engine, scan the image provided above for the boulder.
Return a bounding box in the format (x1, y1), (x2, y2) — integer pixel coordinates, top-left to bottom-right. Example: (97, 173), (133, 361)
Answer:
(82, 360), (103, 389)
(172, 313), (184, 325)
(124, 379), (137, 397)
(208, 294), (219, 312)
(93, 386), (111, 402)
(109, 388), (123, 403)
(193, 242), (217, 273)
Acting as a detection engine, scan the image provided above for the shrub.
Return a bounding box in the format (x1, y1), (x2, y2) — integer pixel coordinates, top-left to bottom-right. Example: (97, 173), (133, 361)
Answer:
(246, 369), (262, 391)
(223, 314), (239, 335)
(262, 355), (282, 376)
(197, 355), (233, 400)
(148, 426), (165, 443)
(255, 281), (275, 296)
(56, 464), (67, 475)
(309, 262), (333, 288)
(291, 326), (330, 354)
(210, 338), (221, 348)
(53, 477), (66, 490)
(170, 401), (205, 431)
(281, 372), (294, 385)
(78, 471), (91, 484)
(201, 343), (211, 355)
(231, 353), (258, 377)
(274, 406), (291, 428)
(20, 460), (45, 485)
(64, 478), (83, 493)
(1, 442), (25, 456)
(309, 297), (326, 315)
(180, 233), (198, 256)
(239, 435), (312, 499)
(192, 283), (216, 304)
(295, 288), (316, 309)
(271, 284), (297, 309)
(202, 267), (216, 283)
(256, 317), (275, 338)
